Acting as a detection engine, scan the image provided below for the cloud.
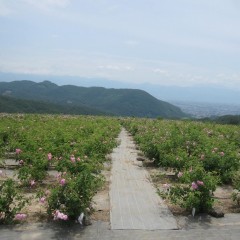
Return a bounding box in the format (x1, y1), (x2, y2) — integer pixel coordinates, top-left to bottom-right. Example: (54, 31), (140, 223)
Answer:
(23, 0), (71, 11)
(125, 66), (134, 71)
(124, 40), (139, 46)
(97, 64), (134, 71)
(0, 1), (13, 16)
(153, 68), (168, 74)
(152, 68), (170, 79)
(106, 4), (120, 13)
(98, 65), (120, 71)
(51, 34), (59, 39)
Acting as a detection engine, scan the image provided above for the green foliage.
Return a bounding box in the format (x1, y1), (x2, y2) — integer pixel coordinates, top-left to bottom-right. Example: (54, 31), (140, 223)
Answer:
(47, 170), (103, 220)
(123, 117), (240, 213)
(160, 166), (219, 213)
(0, 114), (120, 223)
(232, 171), (240, 205)
(210, 115), (240, 125)
(0, 179), (28, 224)
(123, 118), (240, 183)
(0, 96), (107, 116)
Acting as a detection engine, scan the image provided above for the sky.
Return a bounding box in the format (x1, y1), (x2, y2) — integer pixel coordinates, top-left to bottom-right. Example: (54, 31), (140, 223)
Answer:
(0, 0), (240, 90)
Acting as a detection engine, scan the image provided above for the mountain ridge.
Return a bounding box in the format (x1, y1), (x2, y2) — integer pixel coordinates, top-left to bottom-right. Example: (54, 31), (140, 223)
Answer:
(0, 80), (188, 118)
(1, 72), (239, 104)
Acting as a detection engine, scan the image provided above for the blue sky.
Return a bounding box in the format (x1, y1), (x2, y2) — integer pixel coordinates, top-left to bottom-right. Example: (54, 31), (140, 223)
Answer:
(0, 0), (240, 90)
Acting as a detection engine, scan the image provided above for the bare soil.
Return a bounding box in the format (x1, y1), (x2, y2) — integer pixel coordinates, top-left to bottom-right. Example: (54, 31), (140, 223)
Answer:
(91, 162), (111, 222)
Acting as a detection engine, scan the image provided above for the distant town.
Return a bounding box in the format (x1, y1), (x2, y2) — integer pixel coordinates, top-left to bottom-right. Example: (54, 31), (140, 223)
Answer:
(171, 101), (240, 118)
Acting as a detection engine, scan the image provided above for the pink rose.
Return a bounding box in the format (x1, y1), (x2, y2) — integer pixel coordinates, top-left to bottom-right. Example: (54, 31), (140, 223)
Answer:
(15, 213), (27, 221)
(70, 155), (75, 163)
(53, 210), (68, 221)
(197, 180), (204, 186)
(39, 197), (46, 204)
(60, 178), (66, 186)
(48, 153), (52, 160)
(177, 172), (183, 178)
(191, 182), (198, 190)
(16, 148), (22, 154)
(30, 180), (35, 187)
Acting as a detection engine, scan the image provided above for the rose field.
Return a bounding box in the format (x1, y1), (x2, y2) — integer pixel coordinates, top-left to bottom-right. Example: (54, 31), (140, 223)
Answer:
(0, 114), (240, 225)
(122, 118), (240, 215)
(0, 114), (120, 224)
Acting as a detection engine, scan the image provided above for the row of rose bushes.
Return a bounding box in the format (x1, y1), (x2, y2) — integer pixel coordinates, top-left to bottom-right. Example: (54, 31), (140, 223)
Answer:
(122, 118), (240, 213)
(0, 114), (120, 224)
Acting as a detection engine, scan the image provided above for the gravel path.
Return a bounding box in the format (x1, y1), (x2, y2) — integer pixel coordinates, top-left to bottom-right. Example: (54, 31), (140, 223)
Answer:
(109, 128), (178, 230)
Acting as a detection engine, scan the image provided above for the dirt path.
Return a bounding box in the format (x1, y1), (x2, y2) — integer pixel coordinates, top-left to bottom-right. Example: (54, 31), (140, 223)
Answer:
(109, 128), (178, 230)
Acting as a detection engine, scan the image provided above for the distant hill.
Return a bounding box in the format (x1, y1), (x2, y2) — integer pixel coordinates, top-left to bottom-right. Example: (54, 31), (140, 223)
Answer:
(0, 95), (107, 115)
(1, 72), (240, 105)
(0, 80), (188, 118)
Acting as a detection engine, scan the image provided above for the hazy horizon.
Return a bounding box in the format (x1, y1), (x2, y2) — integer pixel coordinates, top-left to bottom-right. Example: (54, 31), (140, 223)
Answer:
(1, 72), (240, 105)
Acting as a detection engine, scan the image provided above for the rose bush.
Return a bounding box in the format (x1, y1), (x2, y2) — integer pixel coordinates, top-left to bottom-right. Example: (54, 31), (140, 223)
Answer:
(0, 179), (28, 224)
(0, 114), (120, 224)
(123, 118), (240, 213)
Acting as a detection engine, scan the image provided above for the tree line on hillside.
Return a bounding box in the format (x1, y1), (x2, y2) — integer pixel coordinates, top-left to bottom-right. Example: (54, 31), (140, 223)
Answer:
(199, 115), (240, 125)
(0, 96), (107, 116)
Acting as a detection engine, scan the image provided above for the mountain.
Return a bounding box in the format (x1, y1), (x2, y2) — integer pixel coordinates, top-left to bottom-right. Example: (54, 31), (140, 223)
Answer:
(0, 80), (188, 118)
(0, 95), (107, 115)
(1, 72), (240, 104)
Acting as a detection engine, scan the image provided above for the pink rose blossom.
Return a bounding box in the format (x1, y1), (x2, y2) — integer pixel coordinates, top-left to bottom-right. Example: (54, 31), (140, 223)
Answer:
(39, 197), (46, 204)
(77, 157), (81, 162)
(191, 182), (198, 190)
(177, 172), (183, 178)
(53, 210), (68, 221)
(70, 155), (75, 163)
(15, 213), (27, 221)
(30, 180), (35, 187)
(197, 180), (204, 186)
(16, 148), (22, 154)
(220, 152), (225, 156)
(48, 153), (52, 160)
(60, 178), (66, 186)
